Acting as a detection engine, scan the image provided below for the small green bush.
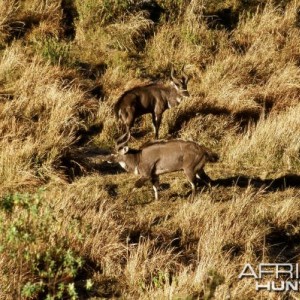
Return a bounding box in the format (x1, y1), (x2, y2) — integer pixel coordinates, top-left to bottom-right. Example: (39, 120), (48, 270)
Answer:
(0, 190), (87, 299)
(75, 0), (132, 28)
(35, 37), (72, 65)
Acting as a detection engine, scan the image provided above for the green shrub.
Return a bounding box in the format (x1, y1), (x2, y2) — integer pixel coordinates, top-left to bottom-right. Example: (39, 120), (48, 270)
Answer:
(35, 37), (72, 65)
(0, 190), (88, 299)
(75, 0), (132, 28)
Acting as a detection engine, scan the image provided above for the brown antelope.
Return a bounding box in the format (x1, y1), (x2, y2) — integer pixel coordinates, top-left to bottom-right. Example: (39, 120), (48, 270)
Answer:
(107, 138), (219, 200)
(114, 67), (190, 142)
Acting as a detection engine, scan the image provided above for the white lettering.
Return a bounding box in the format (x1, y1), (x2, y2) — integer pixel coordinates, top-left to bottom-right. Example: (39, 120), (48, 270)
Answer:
(240, 263), (300, 292)
(271, 281), (285, 291)
(286, 281), (299, 291)
(256, 281), (270, 291)
(238, 263), (258, 279)
(276, 264), (293, 279)
(259, 263), (275, 278)
(256, 281), (300, 291)
(295, 263), (299, 279)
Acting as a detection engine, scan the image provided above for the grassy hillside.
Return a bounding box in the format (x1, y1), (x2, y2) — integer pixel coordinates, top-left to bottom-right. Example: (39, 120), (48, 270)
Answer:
(0, 0), (300, 299)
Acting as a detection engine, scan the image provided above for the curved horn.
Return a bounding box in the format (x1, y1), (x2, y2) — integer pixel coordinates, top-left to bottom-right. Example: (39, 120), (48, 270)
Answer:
(170, 66), (179, 84)
(170, 65), (176, 81)
(116, 131), (131, 152)
(182, 65), (189, 83)
(116, 130), (128, 143)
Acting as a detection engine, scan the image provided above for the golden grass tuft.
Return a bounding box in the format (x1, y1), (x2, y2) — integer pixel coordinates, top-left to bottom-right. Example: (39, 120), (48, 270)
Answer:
(106, 12), (154, 53)
(0, 0), (19, 44)
(0, 45), (98, 194)
(224, 103), (300, 174)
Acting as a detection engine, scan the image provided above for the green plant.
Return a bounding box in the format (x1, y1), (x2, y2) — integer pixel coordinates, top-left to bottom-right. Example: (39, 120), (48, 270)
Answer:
(75, 0), (132, 28)
(152, 271), (168, 289)
(0, 190), (86, 299)
(36, 37), (71, 65)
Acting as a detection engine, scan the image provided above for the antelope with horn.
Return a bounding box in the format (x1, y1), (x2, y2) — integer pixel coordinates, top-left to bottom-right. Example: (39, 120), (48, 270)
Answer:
(114, 66), (190, 143)
(107, 139), (219, 200)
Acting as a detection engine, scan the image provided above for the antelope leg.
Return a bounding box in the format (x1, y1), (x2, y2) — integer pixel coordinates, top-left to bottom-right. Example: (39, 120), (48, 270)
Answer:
(151, 175), (160, 200)
(134, 177), (149, 188)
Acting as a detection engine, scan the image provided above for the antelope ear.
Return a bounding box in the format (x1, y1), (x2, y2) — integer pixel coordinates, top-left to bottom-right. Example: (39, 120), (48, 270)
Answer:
(120, 146), (129, 154)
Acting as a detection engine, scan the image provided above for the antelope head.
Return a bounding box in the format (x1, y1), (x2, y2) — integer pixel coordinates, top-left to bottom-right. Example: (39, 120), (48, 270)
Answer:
(106, 132), (131, 164)
(170, 66), (190, 98)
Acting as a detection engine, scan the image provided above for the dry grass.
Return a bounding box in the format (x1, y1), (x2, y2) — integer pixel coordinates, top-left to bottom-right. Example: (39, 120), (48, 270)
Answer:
(106, 12), (154, 53)
(224, 103), (300, 175)
(0, 44), (98, 194)
(0, 0), (300, 299)
(0, 0), (19, 44)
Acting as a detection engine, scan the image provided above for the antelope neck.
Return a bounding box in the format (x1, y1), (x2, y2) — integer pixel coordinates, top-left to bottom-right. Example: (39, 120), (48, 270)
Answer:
(120, 152), (140, 173)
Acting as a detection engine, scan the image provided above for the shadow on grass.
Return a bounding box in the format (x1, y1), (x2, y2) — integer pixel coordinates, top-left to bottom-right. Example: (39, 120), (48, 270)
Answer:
(212, 174), (300, 191)
(265, 226), (300, 263)
(168, 101), (263, 135)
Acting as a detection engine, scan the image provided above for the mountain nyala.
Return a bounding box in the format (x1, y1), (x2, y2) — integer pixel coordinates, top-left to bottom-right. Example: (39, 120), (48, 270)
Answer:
(114, 67), (190, 143)
(107, 139), (219, 200)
